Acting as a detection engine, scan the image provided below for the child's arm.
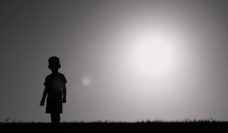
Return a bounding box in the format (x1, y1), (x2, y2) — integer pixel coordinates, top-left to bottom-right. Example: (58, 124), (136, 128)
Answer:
(62, 85), (66, 103)
(40, 87), (48, 106)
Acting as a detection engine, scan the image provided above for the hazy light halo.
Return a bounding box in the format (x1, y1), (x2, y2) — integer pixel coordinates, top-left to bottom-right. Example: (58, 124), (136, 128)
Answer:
(81, 76), (91, 87)
(123, 21), (178, 78)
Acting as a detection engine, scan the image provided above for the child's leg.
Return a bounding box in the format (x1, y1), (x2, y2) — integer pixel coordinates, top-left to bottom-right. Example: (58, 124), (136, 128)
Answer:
(51, 113), (60, 124)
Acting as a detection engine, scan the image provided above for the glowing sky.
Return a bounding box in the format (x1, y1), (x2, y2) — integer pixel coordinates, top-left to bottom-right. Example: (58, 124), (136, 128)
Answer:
(1, 0), (228, 122)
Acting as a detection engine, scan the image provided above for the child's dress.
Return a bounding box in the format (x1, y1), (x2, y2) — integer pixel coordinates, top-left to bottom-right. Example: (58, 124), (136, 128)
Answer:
(44, 72), (67, 113)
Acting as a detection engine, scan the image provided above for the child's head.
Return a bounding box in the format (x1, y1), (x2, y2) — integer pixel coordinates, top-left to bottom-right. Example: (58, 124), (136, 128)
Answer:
(48, 56), (61, 72)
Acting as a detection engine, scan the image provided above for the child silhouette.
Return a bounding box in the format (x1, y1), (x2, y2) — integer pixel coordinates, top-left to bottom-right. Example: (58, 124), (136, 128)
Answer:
(40, 56), (67, 124)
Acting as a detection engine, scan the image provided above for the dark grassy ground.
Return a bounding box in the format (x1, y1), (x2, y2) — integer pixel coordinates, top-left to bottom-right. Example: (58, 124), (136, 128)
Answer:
(0, 121), (228, 133)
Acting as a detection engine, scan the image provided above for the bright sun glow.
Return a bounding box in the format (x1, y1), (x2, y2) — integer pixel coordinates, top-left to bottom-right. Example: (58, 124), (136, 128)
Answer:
(132, 29), (176, 77)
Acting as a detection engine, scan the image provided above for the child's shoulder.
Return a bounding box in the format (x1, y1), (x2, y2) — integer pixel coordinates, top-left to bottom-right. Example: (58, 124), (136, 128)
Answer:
(45, 73), (52, 78)
(58, 73), (67, 82)
(58, 72), (66, 77)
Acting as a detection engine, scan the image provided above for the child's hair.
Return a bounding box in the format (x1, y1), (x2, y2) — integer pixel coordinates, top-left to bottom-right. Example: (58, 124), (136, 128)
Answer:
(48, 56), (61, 69)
